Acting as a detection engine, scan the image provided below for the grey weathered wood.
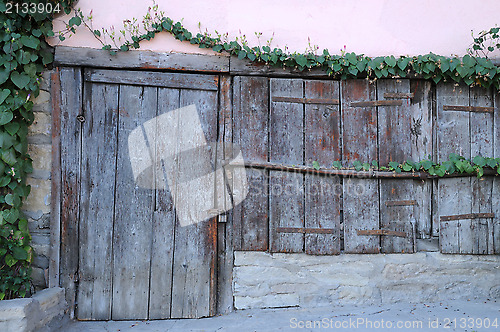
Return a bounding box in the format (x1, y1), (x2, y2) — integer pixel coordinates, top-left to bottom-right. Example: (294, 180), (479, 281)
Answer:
(147, 87), (180, 319)
(170, 88), (218, 318)
(77, 82), (119, 320)
(216, 75), (234, 315)
(410, 80), (433, 239)
(49, 70), (61, 289)
(437, 82), (471, 254)
(84, 69), (219, 91)
(438, 178), (472, 253)
(111, 86), (157, 320)
(269, 78), (305, 253)
(470, 86), (495, 254)
(55, 46), (229, 72)
(494, 92), (500, 254)
(230, 57), (329, 77)
(436, 82), (470, 160)
(57, 67), (82, 317)
(377, 79), (414, 253)
(304, 80), (341, 255)
(232, 76), (269, 251)
(341, 79), (379, 253)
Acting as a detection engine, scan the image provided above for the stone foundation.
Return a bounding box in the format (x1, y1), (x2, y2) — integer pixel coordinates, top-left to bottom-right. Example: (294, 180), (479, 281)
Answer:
(233, 251), (500, 310)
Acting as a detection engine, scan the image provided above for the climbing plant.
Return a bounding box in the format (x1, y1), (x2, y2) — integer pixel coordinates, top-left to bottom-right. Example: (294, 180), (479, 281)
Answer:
(60, 3), (500, 89)
(0, 0), (75, 300)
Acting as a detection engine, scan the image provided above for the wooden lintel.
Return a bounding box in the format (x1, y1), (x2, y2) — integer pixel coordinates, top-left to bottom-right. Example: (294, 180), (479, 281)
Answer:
(356, 229), (407, 237)
(385, 200), (417, 207)
(272, 96), (340, 105)
(440, 212), (495, 221)
(443, 105), (495, 113)
(384, 92), (414, 99)
(350, 100), (403, 107)
(277, 227), (336, 234)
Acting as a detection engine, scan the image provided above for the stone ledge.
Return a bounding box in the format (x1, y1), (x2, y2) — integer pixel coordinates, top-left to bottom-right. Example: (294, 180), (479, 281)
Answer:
(0, 288), (67, 332)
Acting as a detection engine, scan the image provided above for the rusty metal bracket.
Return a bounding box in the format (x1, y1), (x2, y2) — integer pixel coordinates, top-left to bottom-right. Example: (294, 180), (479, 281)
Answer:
(440, 212), (495, 221)
(350, 100), (404, 107)
(443, 105), (494, 113)
(272, 96), (340, 105)
(356, 229), (407, 237)
(385, 200), (417, 207)
(277, 227), (336, 234)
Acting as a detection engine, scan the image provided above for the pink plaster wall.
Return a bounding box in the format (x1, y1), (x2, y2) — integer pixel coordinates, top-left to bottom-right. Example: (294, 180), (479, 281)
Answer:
(50, 0), (500, 58)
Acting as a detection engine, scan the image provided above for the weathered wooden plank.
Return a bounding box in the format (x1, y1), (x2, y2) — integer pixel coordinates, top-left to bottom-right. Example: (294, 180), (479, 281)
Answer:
(341, 79), (379, 253)
(170, 88), (218, 318)
(55, 46), (230, 72)
(232, 76), (269, 251)
(494, 93), (500, 254)
(147, 87), (180, 319)
(216, 75), (234, 315)
(77, 82), (119, 320)
(377, 79), (414, 253)
(438, 177), (472, 254)
(49, 69), (62, 290)
(57, 67), (82, 318)
(410, 80), (433, 239)
(269, 78), (305, 253)
(111, 86), (157, 320)
(84, 68), (219, 91)
(230, 57), (329, 77)
(436, 82), (470, 160)
(272, 96), (339, 105)
(304, 80), (341, 255)
(437, 82), (472, 254)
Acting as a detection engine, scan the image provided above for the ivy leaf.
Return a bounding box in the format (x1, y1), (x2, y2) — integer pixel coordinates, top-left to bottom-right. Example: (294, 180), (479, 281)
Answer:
(397, 57), (410, 70)
(0, 111), (13, 126)
(5, 254), (17, 267)
(472, 155), (486, 167)
(10, 72), (31, 89)
(3, 208), (19, 224)
(312, 160), (320, 171)
(12, 247), (27, 260)
(332, 161), (342, 169)
(421, 160), (433, 171)
(19, 36), (39, 49)
(389, 161), (400, 170)
(2, 149), (17, 166)
(371, 160), (379, 169)
(68, 16), (82, 27)
(352, 160), (362, 171)
(0, 69), (9, 85)
(295, 55), (307, 67)
(0, 89), (10, 104)
(362, 162), (370, 171)
(5, 122), (20, 136)
(237, 50), (247, 60)
(384, 55), (397, 67)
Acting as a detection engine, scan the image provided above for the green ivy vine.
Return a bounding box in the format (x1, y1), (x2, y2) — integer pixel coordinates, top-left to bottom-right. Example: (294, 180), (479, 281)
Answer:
(0, 0), (74, 300)
(62, 3), (500, 89)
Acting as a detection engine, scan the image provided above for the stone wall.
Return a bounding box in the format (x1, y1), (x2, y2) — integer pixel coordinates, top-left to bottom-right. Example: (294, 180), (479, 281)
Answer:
(233, 251), (500, 310)
(24, 70), (53, 291)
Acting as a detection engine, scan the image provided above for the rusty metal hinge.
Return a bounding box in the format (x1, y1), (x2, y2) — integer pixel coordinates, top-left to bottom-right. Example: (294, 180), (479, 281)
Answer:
(277, 227), (337, 234)
(356, 229), (407, 237)
(440, 212), (495, 221)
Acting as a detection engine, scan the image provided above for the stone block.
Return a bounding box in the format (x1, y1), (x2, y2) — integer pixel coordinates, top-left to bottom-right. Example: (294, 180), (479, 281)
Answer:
(23, 178), (51, 214)
(28, 112), (51, 137)
(27, 144), (51, 172)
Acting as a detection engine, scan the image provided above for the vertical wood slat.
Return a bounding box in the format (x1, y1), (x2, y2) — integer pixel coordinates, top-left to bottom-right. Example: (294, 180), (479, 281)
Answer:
(436, 83), (471, 254)
(111, 86), (157, 320)
(494, 92), (500, 254)
(470, 87), (494, 254)
(304, 80), (341, 255)
(377, 79), (414, 253)
(170, 89), (218, 318)
(58, 68), (82, 317)
(217, 75), (234, 314)
(232, 76), (269, 251)
(410, 80), (433, 239)
(269, 78), (305, 253)
(342, 80), (379, 253)
(77, 82), (119, 320)
(147, 88), (180, 319)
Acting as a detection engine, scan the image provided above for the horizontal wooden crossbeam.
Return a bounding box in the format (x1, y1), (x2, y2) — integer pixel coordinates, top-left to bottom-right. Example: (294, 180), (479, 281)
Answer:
(356, 229), (407, 237)
(272, 96), (340, 105)
(385, 200), (417, 206)
(350, 100), (403, 107)
(277, 227), (336, 234)
(440, 213), (495, 221)
(443, 105), (495, 113)
(384, 92), (414, 99)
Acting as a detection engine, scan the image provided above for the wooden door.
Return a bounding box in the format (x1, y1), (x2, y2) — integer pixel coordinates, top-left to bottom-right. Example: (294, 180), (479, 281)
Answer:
(59, 68), (219, 320)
